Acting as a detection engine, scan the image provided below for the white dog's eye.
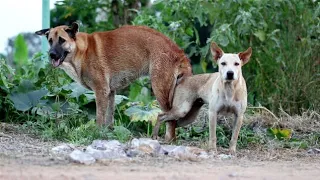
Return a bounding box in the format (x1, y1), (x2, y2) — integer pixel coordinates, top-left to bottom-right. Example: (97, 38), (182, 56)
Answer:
(221, 62), (226, 66)
(235, 62), (240, 66)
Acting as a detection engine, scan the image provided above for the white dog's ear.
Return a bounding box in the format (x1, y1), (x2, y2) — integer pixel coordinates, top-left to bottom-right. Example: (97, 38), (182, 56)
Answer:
(210, 42), (224, 62)
(239, 47), (252, 65)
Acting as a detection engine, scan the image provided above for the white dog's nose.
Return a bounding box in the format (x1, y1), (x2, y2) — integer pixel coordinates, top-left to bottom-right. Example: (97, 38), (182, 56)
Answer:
(226, 71), (234, 80)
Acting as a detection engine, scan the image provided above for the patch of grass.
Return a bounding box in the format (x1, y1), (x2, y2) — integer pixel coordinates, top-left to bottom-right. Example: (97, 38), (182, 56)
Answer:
(15, 112), (133, 145)
(172, 108), (320, 151)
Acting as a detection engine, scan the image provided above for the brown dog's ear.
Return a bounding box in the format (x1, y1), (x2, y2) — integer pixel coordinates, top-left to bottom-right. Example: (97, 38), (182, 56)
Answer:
(65, 22), (79, 39)
(238, 47), (252, 65)
(35, 28), (50, 38)
(210, 42), (224, 62)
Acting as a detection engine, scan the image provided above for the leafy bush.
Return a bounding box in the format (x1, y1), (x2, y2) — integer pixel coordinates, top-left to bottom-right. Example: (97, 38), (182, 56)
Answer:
(133, 0), (320, 114)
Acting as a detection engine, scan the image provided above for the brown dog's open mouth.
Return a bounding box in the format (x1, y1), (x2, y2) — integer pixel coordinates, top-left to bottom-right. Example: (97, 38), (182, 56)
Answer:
(51, 51), (69, 67)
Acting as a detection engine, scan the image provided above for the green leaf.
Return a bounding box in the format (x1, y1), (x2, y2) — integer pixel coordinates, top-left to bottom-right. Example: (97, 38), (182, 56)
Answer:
(124, 105), (161, 126)
(13, 34), (28, 67)
(200, 59), (208, 73)
(254, 30), (266, 42)
(267, 128), (292, 140)
(185, 27), (194, 36)
(62, 82), (91, 100)
(9, 89), (48, 111)
(113, 126), (132, 142)
(115, 95), (129, 105)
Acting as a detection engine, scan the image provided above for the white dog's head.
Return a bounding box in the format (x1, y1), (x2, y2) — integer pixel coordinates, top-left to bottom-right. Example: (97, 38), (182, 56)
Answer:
(210, 42), (252, 82)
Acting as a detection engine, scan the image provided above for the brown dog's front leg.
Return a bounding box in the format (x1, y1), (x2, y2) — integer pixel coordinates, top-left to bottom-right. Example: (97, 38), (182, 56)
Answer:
(95, 88), (110, 126)
(106, 90), (115, 128)
(209, 110), (218, 152)
(229, 113), (243, 155)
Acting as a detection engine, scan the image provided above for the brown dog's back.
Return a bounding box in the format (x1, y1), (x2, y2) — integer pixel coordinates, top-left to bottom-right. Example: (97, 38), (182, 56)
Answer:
(76, 25), (192, 111)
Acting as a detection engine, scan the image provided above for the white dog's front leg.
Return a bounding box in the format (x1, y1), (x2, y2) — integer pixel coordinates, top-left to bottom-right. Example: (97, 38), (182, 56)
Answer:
(209, 109), (218, 153)
(229, 113), (244, 155)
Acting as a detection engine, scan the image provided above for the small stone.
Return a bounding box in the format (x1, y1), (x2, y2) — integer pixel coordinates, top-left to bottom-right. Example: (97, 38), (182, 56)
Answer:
(218, 154), (233, 160)
(52, 144), (74, 154)
(86, 140), (127, 159)
(129, 138), (164, 156)
(228, 172), (238, 177)
(307, 148), (320, 154)
(162, 145), (209, 159)
(69, 149), (95, 165)
(186, 146), (208, 156)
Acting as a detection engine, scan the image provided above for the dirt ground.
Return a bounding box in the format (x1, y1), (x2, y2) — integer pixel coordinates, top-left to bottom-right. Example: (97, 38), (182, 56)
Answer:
(1, 123), (320, 180)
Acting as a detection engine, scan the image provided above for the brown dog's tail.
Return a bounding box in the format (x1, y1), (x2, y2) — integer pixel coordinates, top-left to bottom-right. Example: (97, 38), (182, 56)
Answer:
(177, 99), (204, 127)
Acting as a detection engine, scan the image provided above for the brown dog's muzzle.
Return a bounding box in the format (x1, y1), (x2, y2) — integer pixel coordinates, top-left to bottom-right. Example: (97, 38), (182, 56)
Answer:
(49, 48), (68, 67)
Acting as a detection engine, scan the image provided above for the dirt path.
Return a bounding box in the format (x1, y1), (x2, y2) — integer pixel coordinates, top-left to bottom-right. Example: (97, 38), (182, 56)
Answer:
(1, 157), (320, 180)
(1, 123), (320, 180)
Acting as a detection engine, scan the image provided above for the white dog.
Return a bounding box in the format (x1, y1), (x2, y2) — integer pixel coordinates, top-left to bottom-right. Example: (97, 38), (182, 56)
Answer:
(153, 42), (252, 155)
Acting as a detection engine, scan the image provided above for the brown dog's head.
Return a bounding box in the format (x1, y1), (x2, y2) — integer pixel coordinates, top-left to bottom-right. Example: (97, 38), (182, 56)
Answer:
(35, 22), (79, 67)
(210, 42), (252, 82)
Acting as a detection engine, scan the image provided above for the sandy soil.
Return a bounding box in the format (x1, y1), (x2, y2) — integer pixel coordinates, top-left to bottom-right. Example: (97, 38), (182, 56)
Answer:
(1, 123), (320, 180)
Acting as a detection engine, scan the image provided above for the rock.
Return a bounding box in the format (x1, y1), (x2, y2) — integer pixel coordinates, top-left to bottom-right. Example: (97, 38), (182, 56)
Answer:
(307, 148), (320, 154)
(218, 154), (233, 160)
(162, 145), (210, 159)
(69, 149), (95, 165)
(228, 172), (238, 177)
(128, 138), (165, 156)
(86, 140), (127, 159)
(51, 144), (74, 154)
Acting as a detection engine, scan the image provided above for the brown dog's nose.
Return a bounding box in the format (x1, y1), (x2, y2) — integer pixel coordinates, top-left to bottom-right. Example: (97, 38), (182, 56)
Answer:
(49, 51), (58, 60)
(226, 71), (234, 80)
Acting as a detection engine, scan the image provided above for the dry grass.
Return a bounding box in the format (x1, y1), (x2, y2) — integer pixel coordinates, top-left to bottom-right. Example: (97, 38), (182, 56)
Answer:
(246, 107), (320, 132)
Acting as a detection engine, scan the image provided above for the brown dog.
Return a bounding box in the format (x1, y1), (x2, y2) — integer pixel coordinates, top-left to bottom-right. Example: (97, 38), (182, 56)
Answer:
(153, 42), (252, 155)
(35, 22), (192, 126)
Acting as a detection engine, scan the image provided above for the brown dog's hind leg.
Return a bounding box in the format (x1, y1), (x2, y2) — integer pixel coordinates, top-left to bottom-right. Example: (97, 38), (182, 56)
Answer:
(150, 56), (192, 111)
(165, 121), (177, 142)
(151, 69), (176, 111)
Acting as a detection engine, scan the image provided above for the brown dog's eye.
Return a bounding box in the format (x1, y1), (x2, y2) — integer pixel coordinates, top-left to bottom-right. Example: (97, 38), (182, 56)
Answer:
(59, 37), (66, 44)
(235, 62), (240, 66)
(221, 62), (226, 66)
(48, 38), (53, 45)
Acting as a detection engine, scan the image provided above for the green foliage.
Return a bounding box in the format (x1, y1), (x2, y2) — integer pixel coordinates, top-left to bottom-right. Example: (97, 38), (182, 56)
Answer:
(51, 0), (151, 32)
(9, 89), (48, 111)
(0, 58), (14, 91)
(13, 34), (28, 68)
(134, 0), (320, 114)
(128, 77), (153, 104)
(0, 58), (15, 116)
(124, 101), (161, 126)
(267, 128), (292, 140)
